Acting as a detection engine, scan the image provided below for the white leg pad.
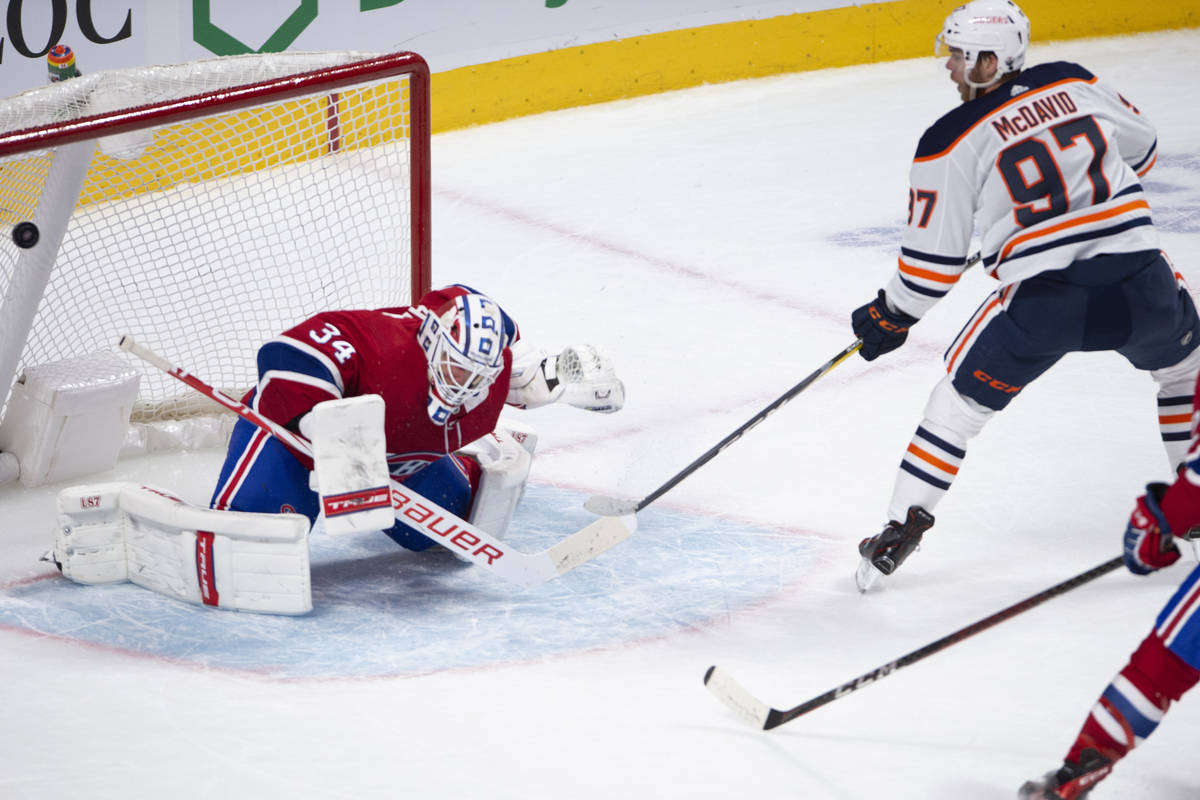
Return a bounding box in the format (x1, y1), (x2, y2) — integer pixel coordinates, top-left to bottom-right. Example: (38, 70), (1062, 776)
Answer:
(305, 395), (393, 535)
(461, 421), (537, 540)
(54, 482), (312, 615)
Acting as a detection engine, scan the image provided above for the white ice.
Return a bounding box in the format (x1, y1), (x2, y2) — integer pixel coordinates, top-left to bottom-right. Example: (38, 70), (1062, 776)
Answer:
(3, 30), (1200, 799)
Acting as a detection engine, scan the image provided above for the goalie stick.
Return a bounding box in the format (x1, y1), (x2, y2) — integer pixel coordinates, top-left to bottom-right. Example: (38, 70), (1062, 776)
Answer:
(118, 335), (636, 589)
(704, 554), (1123, 730)
(586, 251), (983, 517)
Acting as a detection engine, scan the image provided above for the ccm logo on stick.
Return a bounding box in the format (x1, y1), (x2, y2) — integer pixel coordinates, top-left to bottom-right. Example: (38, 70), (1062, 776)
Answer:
(390, 487), (505, 564)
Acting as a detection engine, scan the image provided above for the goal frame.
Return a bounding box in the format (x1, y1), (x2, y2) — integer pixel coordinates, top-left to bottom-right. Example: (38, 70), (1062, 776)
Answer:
(0, 51), (432, 483)
(0, 49), (431, 296)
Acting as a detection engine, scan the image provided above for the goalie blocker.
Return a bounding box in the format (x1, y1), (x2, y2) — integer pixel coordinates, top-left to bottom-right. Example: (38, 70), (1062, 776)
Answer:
(50, 483), (311, 614)
(307, 395), (538, 542)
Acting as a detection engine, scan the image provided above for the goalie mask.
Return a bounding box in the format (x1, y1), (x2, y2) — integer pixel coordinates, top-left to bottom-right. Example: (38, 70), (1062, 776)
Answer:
(418, 292), (511, 423)
(936, 0), (1030, 90)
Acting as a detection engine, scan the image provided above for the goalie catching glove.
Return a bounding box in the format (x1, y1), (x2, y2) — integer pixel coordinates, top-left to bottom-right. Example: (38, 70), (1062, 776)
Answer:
(508, 343), (625, 413)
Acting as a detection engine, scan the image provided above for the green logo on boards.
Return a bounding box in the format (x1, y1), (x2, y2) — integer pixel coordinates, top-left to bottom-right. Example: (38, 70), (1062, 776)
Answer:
(193, 0), (318, 56)
(192, 0), (566, 57)
(193, 1), (410, 55)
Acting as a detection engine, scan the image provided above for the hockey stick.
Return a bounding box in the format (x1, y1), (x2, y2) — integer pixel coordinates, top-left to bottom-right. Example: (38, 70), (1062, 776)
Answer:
(119, 335), (636, 589)
(586, 251), (984, 518)
(584, 339), (862, 516)
(704, 554), (1123, 730)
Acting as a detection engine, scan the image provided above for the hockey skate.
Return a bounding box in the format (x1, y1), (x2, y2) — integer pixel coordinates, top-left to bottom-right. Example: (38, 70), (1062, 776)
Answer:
(855, 506), (934, 593)
(1017, 749), (1113, 799)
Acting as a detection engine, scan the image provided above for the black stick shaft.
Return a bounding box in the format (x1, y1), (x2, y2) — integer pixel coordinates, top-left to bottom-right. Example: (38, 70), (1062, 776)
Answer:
(625, 253), (984, 516)
(632, 339), (863, 512)
(763, 555), (1124, 729)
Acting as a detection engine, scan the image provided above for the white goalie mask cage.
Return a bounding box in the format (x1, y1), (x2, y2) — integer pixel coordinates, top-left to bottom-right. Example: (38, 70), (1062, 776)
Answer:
(418, 293), (511, 409)
(936, 0), (1031, 82)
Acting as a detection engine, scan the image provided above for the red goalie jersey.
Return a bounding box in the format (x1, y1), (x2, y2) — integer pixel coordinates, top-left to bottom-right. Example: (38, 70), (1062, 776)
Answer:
(249, 285), (517, 476)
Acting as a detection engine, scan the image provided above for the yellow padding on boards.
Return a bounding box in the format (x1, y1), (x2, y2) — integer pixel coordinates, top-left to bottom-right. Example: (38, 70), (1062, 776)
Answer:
(432, 0), (1198, 133)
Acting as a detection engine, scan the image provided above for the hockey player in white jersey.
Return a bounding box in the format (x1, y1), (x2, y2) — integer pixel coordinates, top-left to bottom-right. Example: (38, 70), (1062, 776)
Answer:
(851, 0), (1200, 590)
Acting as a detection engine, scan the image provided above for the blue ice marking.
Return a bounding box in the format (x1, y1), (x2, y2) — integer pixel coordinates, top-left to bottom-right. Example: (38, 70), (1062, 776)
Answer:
(0, 484), (816, 678)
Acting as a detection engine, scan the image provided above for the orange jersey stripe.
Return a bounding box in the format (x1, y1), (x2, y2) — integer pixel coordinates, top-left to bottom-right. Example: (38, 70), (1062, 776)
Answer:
(1159, 413), (1192, 425)
(1136, 152), (1157, 177)
(898, 257), (962, 285)
(998, 199), (1151, 263)
(945, 287), (1013, 374)
(914, 76), (1099, 163)
(906, 443), (960, 475)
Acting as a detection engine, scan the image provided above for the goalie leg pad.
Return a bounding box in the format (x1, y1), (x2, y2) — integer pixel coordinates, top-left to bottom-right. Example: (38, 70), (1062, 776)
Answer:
(54, 483), (131, 584)
(55, 483), (312, 615)
(462, 421), (537, 540)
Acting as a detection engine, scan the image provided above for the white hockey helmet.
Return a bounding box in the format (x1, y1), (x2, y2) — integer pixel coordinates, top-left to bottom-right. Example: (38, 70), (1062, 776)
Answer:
(936, 1), (1031, 83)
(418, 291), (511, 409)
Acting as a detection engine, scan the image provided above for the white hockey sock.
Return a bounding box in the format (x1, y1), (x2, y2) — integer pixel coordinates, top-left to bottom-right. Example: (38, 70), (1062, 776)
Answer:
(885, 377), (992, 523)
(887, 422), (967, 522)
(1151, 345), (1200, 470)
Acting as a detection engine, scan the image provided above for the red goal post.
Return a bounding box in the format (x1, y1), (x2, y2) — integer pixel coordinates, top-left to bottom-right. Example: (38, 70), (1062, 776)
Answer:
(0, 51), (431, 469)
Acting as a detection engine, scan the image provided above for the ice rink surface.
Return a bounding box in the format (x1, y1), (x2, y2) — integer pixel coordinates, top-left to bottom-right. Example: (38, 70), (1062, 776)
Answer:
(3, 30), (1200, 799)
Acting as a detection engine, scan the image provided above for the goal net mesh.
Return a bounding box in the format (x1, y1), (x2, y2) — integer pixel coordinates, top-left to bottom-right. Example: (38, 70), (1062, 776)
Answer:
(0, 52), (429, 425)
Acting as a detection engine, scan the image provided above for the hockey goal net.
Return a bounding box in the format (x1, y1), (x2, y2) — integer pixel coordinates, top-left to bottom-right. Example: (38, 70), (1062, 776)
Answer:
(0, 51), (430, 448)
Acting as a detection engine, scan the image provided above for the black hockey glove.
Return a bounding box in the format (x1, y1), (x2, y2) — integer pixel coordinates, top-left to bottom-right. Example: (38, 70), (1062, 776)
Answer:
(851, 289), (918, 361)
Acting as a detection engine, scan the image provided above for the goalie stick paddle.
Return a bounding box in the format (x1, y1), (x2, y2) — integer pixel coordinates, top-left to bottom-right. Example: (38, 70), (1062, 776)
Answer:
(119, 335), (636, 589)
(704, 554), (1124, 730)
(586, 252), (983, 518)
(584, 339), (862, 516)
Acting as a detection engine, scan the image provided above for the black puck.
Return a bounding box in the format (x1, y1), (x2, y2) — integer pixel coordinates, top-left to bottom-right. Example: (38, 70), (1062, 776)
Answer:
(13, 221), (39, 249)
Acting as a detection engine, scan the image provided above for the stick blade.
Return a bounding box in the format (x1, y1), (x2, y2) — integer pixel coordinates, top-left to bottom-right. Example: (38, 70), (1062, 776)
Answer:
(703, 666), (771, 730)
(584, 494), (638, 517)
(547, 513), (637, 577)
